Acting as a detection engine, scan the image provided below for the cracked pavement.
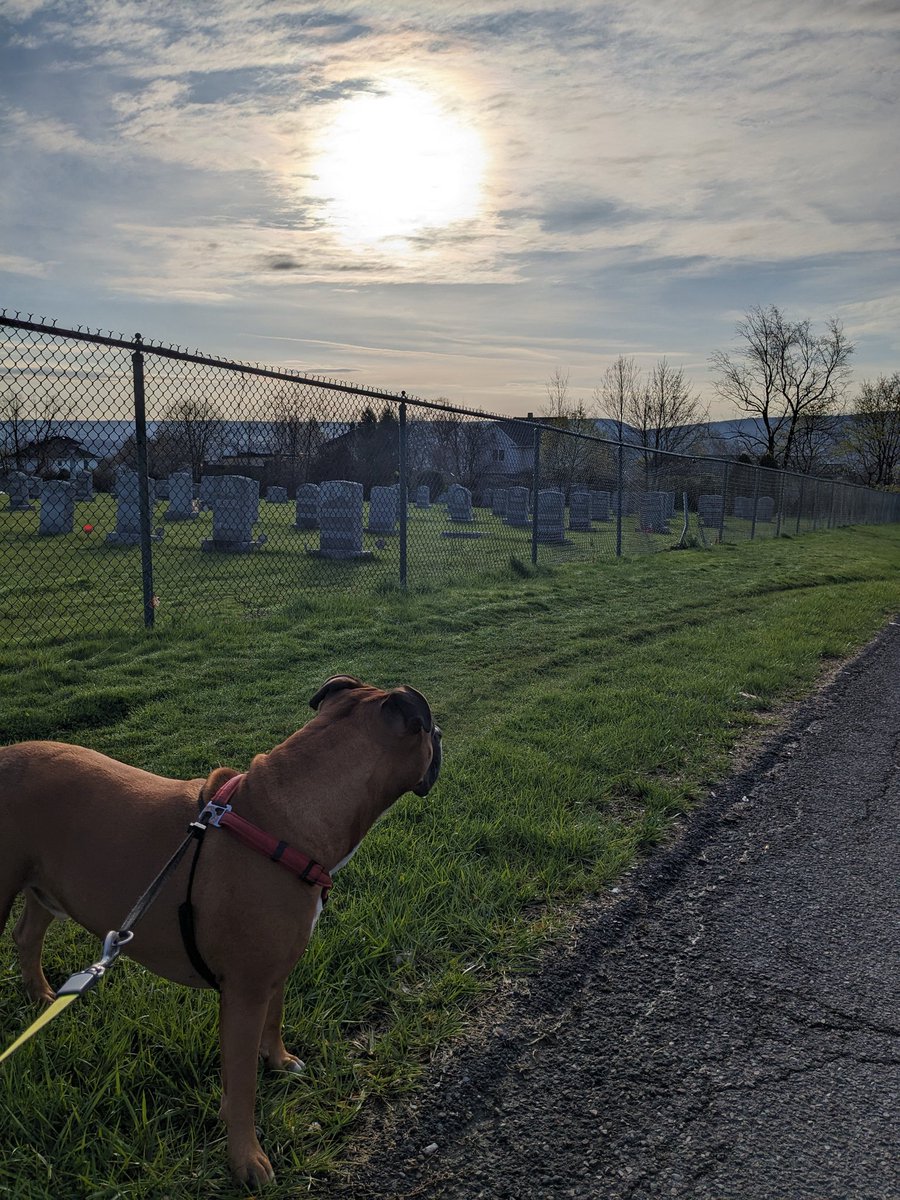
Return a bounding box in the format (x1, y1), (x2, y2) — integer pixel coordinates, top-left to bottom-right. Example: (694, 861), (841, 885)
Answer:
(330, 619), (900, 1200)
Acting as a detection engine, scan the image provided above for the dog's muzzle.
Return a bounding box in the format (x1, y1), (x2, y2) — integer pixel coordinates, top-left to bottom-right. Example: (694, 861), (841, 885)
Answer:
(412, 725), (442, 797)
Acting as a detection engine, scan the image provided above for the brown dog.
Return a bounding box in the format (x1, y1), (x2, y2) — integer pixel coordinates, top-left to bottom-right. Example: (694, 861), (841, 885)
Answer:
(0, 675), (441, 1186)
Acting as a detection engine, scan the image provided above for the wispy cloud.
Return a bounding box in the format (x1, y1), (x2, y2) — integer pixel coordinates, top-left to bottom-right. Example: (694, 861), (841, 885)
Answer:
(1, 1), (897, 413)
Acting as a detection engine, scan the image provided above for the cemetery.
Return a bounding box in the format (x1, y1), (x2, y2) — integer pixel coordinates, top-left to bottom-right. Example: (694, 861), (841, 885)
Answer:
(0, 460), (883, 643)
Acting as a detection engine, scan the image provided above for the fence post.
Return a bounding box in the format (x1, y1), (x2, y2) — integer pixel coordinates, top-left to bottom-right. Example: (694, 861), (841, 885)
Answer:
(775, 471), (785, 538)
(616, 432), (624, 557)
(828, 481), (837, 530)
(750, 466), (760, 540)
(795, 476), (805, 535)
(531, 423), (541, 566)
(719, 460), (729, 545)
(131, 334), (156, 629)
(398, 400), (408, 588)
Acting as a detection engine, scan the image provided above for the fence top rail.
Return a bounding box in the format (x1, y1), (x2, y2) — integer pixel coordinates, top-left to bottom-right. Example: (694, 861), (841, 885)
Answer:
(2, 311), (895, 500)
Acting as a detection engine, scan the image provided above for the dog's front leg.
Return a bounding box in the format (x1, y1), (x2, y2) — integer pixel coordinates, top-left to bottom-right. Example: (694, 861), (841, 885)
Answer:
(259, 985), (304, 1074)
(218, 985), (276, 1187)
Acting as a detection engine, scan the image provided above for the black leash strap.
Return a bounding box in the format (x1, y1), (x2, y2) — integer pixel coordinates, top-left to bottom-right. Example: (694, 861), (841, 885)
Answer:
(177, 830), (221, 990)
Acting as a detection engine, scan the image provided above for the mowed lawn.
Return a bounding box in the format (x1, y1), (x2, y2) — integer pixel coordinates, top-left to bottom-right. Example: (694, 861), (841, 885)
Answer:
(0, 524), (898, 1198)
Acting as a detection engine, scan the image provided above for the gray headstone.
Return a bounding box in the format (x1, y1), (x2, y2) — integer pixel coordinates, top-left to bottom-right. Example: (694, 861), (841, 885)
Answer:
(295, 483), (320, 530)
(38, 480), (76, 536)
(415, 485), (430, 509)
(569, 491), (591, 531)
(154, 477), (170, 501)
(733, 495), (752, 519)
(698, 494), (724, 527)
(314, 480), (372, 559)
(165, 472), (197, 521)
(7, 471), (35, 512)
(638, 491), (669, 534)
(447, 484), (474, 523)
(662, 491), (676, 519)
(74, 471), (94, 501)
(202, 475), (263, 552)
(505, 486), (531, 528)
(756, 495), (775, 522)
(107, 467), (161, 545)
(536, 489), (567, 543)
(591, 490), (611, 522)
(199, 475), (218, 511)
(266, 486), (289, 504)
(492, 488), (509, 518)
(367, 485), (398, 534)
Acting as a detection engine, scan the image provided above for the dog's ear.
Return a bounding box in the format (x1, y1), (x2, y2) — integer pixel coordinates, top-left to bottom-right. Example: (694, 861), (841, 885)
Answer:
(381, 686), (433, 735)
(309, 675), (363, 710)
(200, 765), (240, 802)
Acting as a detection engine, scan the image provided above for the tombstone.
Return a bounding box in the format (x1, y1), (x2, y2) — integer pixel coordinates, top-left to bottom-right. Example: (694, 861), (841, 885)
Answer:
(662, 491), (676, 519)
(266, 486), (289, 504)
(491, 488), (509, 518)
(74, 471), (94, 502)
(106, 467), (161, 545)
(733, 495), (752, 519)
(756, 495), (775, 522)
(367, 485), (398, 534)
(295, 483), (320, 530)
(482, 488), (494, 510)
(698, 494), (724, 528)
(165, 472), (197, 521)
(7, 472), (35, 511)
(38, 480), (76, 536)
(569, 491), (592, 531)
(199, 475), (218, 511)
(591, 490), (611, 522)
(447, 484), (474, 523)
(154, 477), (170, 501)
(202, 475), (263, 553)
(638, 491), (669, 534)
(312, 480), (372, 559)
(415, 485), (430, 509)
(435, 491), (449, 505)
(505, 486), (531, 528)
(536, 489), (567, 544)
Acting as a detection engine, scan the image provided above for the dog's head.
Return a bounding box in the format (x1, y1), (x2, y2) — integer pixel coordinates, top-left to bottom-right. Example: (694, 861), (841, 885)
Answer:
(309, 675), (442, 797)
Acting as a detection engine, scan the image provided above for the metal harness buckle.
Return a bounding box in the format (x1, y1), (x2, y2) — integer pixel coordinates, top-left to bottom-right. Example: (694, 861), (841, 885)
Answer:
(198, 799), (232, 828)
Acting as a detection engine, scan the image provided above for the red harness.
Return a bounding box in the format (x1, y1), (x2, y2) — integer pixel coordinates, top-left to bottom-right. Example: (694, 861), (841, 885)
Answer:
(203, 773), (333, 900)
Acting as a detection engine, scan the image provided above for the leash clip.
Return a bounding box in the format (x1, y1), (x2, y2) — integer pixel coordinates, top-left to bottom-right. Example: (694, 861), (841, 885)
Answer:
(197, 799), (232, 828)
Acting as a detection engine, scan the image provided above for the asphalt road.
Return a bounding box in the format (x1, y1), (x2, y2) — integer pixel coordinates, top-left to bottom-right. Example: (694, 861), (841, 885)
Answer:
(330, 619), (900, 1200)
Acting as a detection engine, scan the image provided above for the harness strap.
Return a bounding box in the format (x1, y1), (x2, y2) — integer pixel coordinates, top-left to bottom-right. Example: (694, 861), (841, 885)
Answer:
(178, 830), (220, 991)
(176, 773), (333, 990)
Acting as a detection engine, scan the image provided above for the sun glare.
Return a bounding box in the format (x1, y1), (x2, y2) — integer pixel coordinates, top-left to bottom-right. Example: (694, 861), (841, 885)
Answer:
(312, 80), (486, 247)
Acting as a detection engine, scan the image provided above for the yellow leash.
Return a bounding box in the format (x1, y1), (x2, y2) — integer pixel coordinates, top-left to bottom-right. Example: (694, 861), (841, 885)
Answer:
(0, 928), (135, 1066)
(0, 994), (78, 1065)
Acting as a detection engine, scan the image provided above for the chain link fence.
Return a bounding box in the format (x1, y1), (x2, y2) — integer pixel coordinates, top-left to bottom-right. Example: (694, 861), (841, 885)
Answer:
(2, 313), (898, 645)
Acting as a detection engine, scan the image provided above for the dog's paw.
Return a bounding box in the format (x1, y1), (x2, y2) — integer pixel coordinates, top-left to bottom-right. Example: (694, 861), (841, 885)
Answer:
(230, 1145), (275, 1188)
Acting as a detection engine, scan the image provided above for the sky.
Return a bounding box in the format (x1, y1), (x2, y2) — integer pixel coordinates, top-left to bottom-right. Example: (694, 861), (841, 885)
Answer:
(1, 0), (898, 419)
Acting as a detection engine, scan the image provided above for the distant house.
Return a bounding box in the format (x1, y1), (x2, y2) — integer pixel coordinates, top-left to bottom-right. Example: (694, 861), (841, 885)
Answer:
(22, 435), (97, 477)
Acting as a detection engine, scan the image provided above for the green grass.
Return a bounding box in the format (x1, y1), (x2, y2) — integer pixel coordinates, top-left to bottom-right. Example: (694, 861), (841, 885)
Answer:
(0, 523), (898, 1197)
(1, 493), (775, 645)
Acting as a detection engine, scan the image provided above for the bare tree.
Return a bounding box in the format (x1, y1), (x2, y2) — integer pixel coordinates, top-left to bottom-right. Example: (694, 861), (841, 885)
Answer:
(710, 305), (854, 469)
(540, 369), (606, 494)
(629, 358), (708, 463)
(430, 412), (491, 491)
(594, 355), (640, 442)
(152, 396), (223, 482)
(271, 390), (321, 490)
(0, 384), (65, 474)
(843, 373), (900, 487)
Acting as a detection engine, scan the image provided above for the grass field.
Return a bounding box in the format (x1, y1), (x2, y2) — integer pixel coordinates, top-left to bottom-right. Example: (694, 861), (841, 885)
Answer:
(1, 523), (899, 1198)
(2, 492), (783, 646)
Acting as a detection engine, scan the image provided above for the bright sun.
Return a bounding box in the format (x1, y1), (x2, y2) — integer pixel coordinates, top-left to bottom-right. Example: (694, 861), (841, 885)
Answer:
(312, 80), (486, 246)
